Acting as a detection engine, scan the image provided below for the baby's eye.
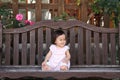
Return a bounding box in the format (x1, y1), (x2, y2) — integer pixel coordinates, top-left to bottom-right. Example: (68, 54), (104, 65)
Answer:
(63, 38), (66, 40)
(62, 39), (66, 41)
(59, 38), (66, 41)
(60, 39), (63, 41)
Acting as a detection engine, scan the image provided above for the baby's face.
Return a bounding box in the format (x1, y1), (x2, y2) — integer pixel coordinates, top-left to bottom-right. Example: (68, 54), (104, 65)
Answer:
(55, 34), (66, 48)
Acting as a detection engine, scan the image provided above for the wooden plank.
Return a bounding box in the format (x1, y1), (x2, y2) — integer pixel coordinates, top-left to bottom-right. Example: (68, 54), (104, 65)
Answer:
(46, 28), (51, 52)
(37, 28), (43, 65)
(78, 27), (84, 64)
(118, 22), (120, 64)
(58, 0), (64, 15)
(70, 28), (76, 65)
(42, 4), (58, 9)
(4, 34), (11, 65)
(12, 0), (18, 17)
(102, 33), (108, 64)
(63, 30), (68, 44)
(0, 23), (2, 65)
(80, 0), (88, 22)
(86, 30), (92, 64)
(21, 32), (27, 65)
(30, 30), (36, 65)
(103, 14), (110, 28)
(0, 66), (120, 79)
(35, 0), (41, 21)
(13, 34), (19, 65)
(52, 0), (55, 3)
(110, 33), (116, 64)
(50, 9), (54, 18)
(93, 32), (100, 64)
(63, 30), (68, 37)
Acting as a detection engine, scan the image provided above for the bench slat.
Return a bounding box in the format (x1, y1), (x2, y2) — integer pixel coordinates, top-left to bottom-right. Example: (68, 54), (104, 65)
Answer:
(78, 27), (84, 64)
(0, 71), (120, 79)
(30, 30), (36, 65)
(4, 34), (11, 65)
(21, 32), (27, 65)
(46, 28), (51, 52)
(102, 33), (108, 64)
(0, 23), (2, 65)
(86, 30), (92, 64)
(70, 28), (76, 65)
(94, 32), (100, 64)
(110, 33), (116, 64)
(0, 66), (120, 79)
(37, 28), (43, 65)
(13, 34), (19, 65)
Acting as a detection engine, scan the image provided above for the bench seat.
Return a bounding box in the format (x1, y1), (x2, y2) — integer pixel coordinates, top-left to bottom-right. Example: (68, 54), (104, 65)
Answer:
(0, 65), (120, 79)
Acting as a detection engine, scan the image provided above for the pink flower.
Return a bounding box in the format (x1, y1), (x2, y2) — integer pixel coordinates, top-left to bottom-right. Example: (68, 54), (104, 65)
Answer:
(24, 20), (34, 25)
(24, 20), (29, 24)
(15, 14), (34, 27)
(29, 21), (34, 25)
(16, 14), (23, 21)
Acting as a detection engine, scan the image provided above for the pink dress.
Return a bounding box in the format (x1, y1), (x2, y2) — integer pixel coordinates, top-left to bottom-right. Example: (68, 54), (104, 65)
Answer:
(47, 44), (70, 71)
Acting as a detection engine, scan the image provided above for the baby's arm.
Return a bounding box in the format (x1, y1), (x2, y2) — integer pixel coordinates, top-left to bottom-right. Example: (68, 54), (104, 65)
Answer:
(62, 50), (71, 63)
(42, 51), (52, 66)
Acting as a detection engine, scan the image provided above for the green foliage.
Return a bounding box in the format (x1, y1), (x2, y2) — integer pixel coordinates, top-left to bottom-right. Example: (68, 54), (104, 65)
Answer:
(53, 12), (75, 21)
(76, 0), (81, 6)
(20, 0), (26, 1)
(90, 0), (120, 28)
(0, 5), (11, 16)
(0, 5), (25, 29)
(0, 5), (14, 28)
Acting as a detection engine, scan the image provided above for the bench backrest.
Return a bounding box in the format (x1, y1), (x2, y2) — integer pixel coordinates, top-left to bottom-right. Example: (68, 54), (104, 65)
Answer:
(0, 20), (120, 66)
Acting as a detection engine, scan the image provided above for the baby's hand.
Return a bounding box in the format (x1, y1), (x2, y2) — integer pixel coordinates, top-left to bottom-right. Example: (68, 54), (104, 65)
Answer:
(42, 61), (47, 66)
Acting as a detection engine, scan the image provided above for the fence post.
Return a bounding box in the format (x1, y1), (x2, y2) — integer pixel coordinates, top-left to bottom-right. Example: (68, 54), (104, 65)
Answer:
(118, 22), (120, 51)
(0, 22), (2, 65)
(118, 22), (120, 65)
(35, 0), (41, 21)
(12, 0), (18, 17)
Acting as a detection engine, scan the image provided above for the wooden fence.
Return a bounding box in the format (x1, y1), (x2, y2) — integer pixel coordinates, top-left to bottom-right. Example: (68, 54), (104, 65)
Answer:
(0, 0), (111, 28)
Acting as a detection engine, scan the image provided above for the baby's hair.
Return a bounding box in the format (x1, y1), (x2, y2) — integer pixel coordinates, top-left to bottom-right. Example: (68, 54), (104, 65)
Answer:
(52, 28), (65, 44)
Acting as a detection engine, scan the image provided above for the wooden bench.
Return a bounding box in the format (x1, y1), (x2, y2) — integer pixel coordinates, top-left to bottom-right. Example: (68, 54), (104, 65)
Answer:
(0, 20), (120, 79)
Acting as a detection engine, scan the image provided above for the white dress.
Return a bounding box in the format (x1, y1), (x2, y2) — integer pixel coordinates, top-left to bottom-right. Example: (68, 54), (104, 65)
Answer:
(47, 44), (70, 71)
